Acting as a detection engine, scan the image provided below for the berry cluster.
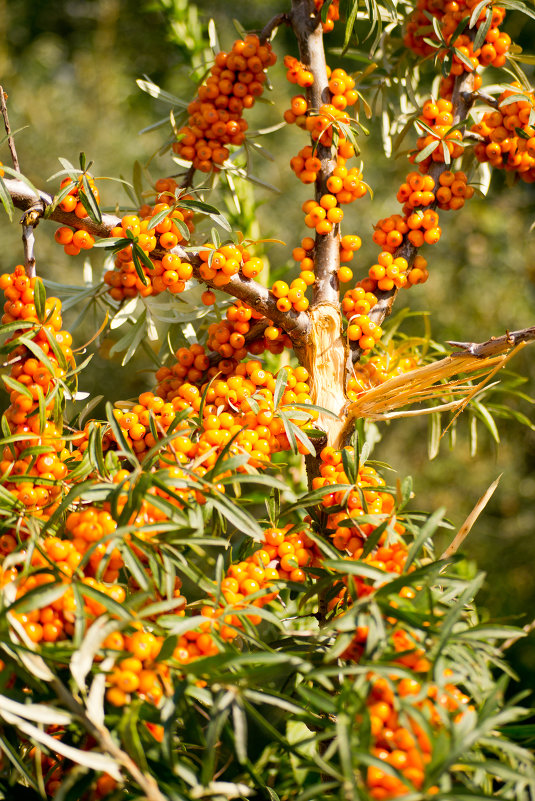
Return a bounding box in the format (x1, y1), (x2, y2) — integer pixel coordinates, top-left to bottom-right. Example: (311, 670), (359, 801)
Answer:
(404, 0), (510, 76)
(54, 175), (100, 254)
(153, 353), (314, 460)
(173, 35), (276, 172)
(281, 56), (371, 338)
(472, 85), (535, 182)
(206, 300), (291, 363)
(313, 448), (399, 549)
(410, 98), (465, 173)
(271, 276), (311, 312)
(0, 267), (71, 520)
(198, 242), (264, 291)
(364, 668), (471, 798)
(345, 96), (476, 315)
(104, 192), (195, 301)
(284, 66), (358, 123)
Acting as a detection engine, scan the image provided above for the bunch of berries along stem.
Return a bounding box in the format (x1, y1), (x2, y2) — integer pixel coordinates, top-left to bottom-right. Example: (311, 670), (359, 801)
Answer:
(54, 175), (99, 254)
(0, 266), (72, 520)
(104, 180), (196, 301)
(173, 34), (276, 172)
(472, 84), (535, 182)
(404, 0), (509, 77)
(281, 56), (377, 345)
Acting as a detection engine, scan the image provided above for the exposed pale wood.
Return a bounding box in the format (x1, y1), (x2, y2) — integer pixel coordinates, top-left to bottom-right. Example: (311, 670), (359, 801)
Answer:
(299, 303), (349, 446)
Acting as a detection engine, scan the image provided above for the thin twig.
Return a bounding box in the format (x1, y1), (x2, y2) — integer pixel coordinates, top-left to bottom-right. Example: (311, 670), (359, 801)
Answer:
(440, 475), (501, 559)
(0, 86), (20, 172)
(180, 164), (196, 190)
(339, 324), (535, 441)
(441, 343), (525, 436)
(501, 618), (535, 652)
(48, 676), (168, 801)
(447, 326), (535, 357)
(21, 222), (37, 278)
(473, 90), (500, 109)
(260, 12), (290, 43)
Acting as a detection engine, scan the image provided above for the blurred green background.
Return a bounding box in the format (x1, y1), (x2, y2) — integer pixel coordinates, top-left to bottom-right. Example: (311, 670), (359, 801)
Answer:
(1, 0), (535, 686)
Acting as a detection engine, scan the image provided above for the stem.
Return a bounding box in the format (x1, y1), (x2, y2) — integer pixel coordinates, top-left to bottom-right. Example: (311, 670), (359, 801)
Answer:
(290, 0), (340, 307)
(184, 250), (309, 336)
(49, 676), (168, 801)
(180, 164), (196, 190)
(22, 223), (36, 278)
(287, 0), (350, 450)
(447, 324), (535, 357)
(0, 86), (20, 172)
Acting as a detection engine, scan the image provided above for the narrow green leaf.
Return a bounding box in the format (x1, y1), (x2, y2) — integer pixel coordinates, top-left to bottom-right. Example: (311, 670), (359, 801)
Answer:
(469, 0), (491, 26)
(18, 336), (56, 377)
(500, 0), (535, 20)
(471, 399), (500, 443)
(76, 581), (134, 620)
(79, 174), (102, 224)
(231, 702), (248, 764)
(9, 582), (68, 615)
(415, 139), (440, 162)
(343, 0), (361, 53)
(2, 375), (33, 400)
(0, 729), (39, 790)
(58, 157), (78, 180)
(405, 507), (446, 569)
(474, 8), (492, 50)
(105, 401), (138, 465)
(33, 277), (46, 322)
(118, 701), (148, 773)
(131, 244), (151, 285)
(0, 174), (14, 221)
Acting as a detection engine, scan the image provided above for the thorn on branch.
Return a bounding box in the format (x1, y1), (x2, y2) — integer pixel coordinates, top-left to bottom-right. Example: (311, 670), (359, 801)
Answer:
(260, 12), (291, 43)
(447, 325), (535, 358)
(473, 90), (500, 109)
(0, 86), (20, 173)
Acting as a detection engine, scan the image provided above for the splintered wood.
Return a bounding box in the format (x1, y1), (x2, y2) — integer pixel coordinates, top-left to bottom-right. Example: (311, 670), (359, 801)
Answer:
(303, 304), (349, 446)
(347, 343), (526, 422)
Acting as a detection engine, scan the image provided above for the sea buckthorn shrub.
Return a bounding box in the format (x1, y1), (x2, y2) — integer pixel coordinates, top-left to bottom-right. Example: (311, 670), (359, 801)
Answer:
(0, 0), (534, 799)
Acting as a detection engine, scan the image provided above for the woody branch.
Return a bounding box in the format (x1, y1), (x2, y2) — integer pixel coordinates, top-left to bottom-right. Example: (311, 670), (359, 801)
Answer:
(290, 0), (341, 307)
(3, 177), (309, 337)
